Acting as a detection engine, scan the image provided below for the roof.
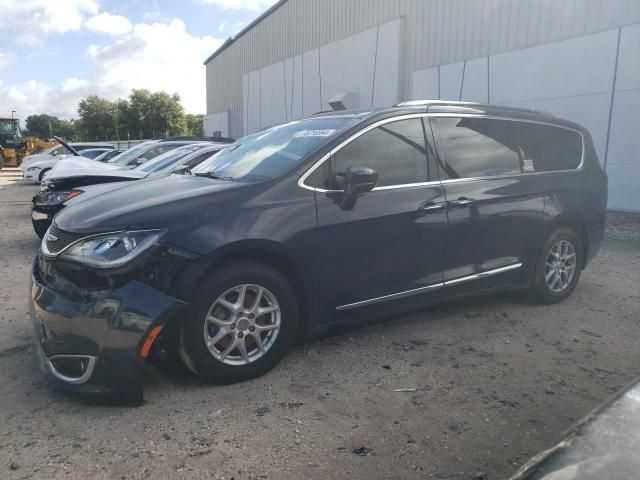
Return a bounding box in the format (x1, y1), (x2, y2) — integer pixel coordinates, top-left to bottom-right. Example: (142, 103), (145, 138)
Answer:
(203, 0), (288, 65)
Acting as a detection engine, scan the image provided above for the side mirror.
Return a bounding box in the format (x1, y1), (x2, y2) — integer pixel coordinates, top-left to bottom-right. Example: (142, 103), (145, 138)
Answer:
(173, 166), (190, 175)
(344, 166), (378, 195)
(136, 157), (149, 165)
(339, 166), (378, 210)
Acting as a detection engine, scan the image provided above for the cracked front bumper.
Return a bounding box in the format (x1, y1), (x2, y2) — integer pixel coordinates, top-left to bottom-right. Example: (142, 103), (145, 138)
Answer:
(29, 257), (187, 400)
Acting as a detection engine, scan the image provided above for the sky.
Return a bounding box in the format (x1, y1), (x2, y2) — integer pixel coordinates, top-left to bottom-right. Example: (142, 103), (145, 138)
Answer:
(0, 0), (278, 122)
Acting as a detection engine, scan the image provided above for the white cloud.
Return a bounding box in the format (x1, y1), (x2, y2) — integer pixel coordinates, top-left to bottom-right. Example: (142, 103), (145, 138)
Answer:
(0, 51), (11, 72)
(85, 12), (133, 36)
(0, 18), (224, 119)
(217, 20), (247, 36)
(200, 0), (278, 11)
(0, 0), (99, 45)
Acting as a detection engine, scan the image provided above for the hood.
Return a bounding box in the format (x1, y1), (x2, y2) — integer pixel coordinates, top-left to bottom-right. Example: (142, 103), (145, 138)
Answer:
(46, 166), (146, 182)
(55, 174), (246, 235)
(64, 180), (145, 206)
(42, 166), (148, 193)
(52, 157), (119, 171)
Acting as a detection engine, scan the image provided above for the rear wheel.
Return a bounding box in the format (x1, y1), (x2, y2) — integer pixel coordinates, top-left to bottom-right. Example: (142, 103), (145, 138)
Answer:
(532, 227), (583, 304)
(178, 262), (299, 384)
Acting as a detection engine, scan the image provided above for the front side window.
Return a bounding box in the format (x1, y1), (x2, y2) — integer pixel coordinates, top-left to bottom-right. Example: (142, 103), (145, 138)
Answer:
(432, 117), (522, 179)
(51, 146), (66, 156)
(130, 145), (178, 167)
(183, 150), (218, 168)
(306, 118), (431, 189)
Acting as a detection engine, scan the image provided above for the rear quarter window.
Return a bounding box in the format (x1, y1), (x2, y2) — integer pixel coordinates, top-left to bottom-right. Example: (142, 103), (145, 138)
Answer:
(518, 123), (583, 172)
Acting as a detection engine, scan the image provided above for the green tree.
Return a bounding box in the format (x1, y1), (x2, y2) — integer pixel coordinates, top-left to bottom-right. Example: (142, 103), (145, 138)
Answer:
(185, 114), (204, 136)
(78, 95), (117, 141)
(25, 114), (76, 140)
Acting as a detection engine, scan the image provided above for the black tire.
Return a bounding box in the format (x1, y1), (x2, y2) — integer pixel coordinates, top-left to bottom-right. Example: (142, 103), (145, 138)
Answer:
(38, 168), (50, 183)
(178, 261), (299, 384)
(32, 217), (51, 239)
(532, 226), (583, 304)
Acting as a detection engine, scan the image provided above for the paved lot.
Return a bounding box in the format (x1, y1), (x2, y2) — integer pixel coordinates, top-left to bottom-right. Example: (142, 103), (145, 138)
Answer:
(1, 167), (639, 480)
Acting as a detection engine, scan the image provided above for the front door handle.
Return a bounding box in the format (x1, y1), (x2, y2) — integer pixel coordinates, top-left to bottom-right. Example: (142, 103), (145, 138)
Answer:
(419, 201), (447, 213)
(448, 198), (474, 209)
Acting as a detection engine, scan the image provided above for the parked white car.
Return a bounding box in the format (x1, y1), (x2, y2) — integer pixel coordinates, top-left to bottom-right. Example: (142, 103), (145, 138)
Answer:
(21, 142), (114, 167)
(23, 146), (115, 183)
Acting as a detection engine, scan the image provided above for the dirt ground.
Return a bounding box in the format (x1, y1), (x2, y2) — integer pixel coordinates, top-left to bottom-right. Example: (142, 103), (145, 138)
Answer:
(1, 167), (639, 480)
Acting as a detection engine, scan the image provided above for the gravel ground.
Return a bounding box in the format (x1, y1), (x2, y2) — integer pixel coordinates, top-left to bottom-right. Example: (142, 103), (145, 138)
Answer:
(1, 168), (639, 480)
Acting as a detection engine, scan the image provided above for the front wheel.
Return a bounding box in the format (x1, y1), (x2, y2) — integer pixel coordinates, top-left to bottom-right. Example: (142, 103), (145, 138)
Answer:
(532, 227), (583, 304)
(38, 168), (50, 184)
(178, 262), (299, 384)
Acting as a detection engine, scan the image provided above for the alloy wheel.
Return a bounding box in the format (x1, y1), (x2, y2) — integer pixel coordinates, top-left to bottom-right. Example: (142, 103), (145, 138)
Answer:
(203, 284), (281, 366)
(544, 240), (577, 293)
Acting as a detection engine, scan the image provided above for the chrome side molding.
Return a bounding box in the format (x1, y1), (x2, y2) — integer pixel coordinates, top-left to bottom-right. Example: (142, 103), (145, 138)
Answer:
(336, 282), (444, 311)
(336, 263), (522, 311)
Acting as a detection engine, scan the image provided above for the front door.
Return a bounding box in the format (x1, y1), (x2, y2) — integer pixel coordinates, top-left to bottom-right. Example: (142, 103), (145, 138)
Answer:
(303, 116), (448, 325)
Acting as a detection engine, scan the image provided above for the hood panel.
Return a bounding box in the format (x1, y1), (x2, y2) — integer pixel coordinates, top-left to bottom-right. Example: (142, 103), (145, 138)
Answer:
(55, 175), (243, 233)
(52, 157), (118, 172)
(47, 166), (145, 182)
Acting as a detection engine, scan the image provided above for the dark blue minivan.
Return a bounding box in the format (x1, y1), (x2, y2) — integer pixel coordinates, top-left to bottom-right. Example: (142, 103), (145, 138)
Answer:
(29, 101), (607, 400)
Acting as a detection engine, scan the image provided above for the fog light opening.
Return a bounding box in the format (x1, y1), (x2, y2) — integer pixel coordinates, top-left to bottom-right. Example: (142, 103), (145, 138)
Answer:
(47, 355), (96, 384)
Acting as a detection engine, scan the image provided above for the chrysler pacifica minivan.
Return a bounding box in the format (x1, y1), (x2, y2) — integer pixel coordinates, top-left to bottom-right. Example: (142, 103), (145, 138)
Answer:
(29, 101), (607, 400)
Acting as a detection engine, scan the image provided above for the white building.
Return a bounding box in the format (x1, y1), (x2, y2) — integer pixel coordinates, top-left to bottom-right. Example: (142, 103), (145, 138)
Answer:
(204, 0), (640, 212)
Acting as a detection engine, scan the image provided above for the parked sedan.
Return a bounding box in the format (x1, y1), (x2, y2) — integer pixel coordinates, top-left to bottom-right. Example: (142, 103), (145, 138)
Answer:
(21, 142), (114, 166)
(31, 143), (225, 238)
(24, 148), (116, 183)
(50, 137), (233, 175)
(29, 101), (607, 402)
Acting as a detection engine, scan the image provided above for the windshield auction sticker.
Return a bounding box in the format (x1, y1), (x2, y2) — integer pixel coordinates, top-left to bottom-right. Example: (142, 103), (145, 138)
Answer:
(294, 129), (337, 138)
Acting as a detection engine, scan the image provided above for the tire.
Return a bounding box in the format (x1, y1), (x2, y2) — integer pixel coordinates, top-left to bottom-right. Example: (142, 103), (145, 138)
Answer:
(532, 226), (583, 304)
(32, 217), (51, 239)
(178, 261), (299, 384)
(38, 168), (50, 183)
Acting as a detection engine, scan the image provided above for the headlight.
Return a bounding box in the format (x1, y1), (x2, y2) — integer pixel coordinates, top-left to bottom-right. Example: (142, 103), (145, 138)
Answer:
(37, 190), (82, 205)
(27, 166), (41, 171)
(59, 230), (165, 269)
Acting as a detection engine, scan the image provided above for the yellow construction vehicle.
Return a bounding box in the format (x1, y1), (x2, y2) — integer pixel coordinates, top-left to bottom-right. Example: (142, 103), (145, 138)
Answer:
(0, 117), (26, 168)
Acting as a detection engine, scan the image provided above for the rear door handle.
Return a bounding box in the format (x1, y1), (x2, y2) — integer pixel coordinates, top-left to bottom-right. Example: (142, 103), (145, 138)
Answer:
(448, 198), (474, 209)
(419, 201), (447, 213)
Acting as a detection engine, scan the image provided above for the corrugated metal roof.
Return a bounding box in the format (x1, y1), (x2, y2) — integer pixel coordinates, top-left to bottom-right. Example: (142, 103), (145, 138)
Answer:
(203, 0), (289, 65)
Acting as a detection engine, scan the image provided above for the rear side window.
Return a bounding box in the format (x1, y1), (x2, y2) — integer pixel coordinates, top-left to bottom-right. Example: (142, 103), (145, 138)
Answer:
(432, 117), (522, 179)
(519, 123), (582, 172)
(307, 118), (432, 189)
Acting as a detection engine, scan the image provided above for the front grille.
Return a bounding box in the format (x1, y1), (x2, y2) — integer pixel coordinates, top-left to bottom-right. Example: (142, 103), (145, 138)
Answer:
(45, 225), (87, 254)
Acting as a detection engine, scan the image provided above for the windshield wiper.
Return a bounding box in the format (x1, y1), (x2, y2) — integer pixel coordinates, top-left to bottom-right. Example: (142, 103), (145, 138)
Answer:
(194, 171), (234, 181)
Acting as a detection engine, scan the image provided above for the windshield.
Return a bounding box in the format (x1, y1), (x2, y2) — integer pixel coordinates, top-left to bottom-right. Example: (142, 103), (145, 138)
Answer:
(191, 117), (358, 181)
(134, 144), (207, 173)
(106, 142), (157, 165)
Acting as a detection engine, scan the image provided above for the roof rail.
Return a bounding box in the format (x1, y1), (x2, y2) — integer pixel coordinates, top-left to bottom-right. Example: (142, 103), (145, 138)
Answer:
(395, 100), (481, 107)
(158, 136), (236, 143)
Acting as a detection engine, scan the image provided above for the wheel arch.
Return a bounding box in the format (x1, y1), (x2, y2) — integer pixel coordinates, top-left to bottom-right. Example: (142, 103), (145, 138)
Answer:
(545, 214), (590, 266)
(165, 239), (312, 341)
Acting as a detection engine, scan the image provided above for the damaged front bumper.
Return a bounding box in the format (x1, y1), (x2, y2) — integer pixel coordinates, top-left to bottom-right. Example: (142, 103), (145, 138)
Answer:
(29, 256), (187, 401)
